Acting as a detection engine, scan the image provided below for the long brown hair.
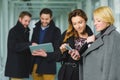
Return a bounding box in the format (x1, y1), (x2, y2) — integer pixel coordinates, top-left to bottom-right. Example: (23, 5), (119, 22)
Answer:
(63, 9), (88, 42)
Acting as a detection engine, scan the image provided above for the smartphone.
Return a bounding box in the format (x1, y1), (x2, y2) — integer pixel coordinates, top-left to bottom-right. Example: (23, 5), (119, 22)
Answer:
(65, 45), (72, 50)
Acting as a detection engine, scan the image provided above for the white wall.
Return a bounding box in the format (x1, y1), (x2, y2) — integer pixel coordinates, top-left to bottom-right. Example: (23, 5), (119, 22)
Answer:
(0, 0), (9, 79)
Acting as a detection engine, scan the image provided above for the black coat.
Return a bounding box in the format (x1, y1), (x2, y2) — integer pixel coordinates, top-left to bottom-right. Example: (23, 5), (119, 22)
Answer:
(31, 20), (61, 74)
(58, 25), (93, 80)
(5, 21), (32, 78)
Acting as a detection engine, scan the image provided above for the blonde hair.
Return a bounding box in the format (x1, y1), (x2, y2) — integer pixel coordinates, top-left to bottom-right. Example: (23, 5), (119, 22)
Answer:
(93, 6), (114, 25)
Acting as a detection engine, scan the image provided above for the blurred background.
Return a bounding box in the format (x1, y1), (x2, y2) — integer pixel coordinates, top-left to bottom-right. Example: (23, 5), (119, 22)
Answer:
(0, 0), (120, 80)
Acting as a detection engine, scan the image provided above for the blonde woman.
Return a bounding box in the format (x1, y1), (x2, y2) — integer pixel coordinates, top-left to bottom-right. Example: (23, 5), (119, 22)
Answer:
(82, 6), (120, 80)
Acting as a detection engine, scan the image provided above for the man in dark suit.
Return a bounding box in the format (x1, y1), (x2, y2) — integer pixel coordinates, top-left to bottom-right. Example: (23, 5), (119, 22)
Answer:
(5, 11), (32, 80)
(31, 8), (61, 80)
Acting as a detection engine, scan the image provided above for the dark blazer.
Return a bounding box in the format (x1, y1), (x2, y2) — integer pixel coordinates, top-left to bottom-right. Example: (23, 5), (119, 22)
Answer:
(31, 20), (61, 74)
(5, 21), (32, 78)
(82, 25), (120, 80)
(58, 25), (93, 80)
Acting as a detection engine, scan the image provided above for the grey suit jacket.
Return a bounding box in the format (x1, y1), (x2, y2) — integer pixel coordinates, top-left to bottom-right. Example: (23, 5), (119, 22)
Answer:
(82, 25), (120, 80)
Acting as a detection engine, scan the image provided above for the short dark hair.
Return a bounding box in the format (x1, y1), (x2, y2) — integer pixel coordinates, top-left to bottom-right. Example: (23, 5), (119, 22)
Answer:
(40, 8), (52, 17)
(19, 11), (32, 18)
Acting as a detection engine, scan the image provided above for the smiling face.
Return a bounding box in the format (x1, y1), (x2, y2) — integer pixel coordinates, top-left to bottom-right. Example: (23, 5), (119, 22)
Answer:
(19, 15), (31, 28)
(93, 16), (109, 32)
(93, 6), (115, 32)
(71, 16), (86, 34)
(40, 13), (52, 27)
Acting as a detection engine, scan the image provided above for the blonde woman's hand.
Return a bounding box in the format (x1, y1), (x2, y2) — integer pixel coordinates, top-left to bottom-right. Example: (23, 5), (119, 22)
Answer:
(86, 35), (95, 43)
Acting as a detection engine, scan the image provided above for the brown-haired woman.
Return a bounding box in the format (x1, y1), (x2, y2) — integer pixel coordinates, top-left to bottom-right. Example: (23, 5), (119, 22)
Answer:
(58, 9), (95, 80)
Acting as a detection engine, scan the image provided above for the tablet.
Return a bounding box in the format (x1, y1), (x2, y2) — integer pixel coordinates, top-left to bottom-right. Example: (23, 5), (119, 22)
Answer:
(29, 43), (54, 53)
